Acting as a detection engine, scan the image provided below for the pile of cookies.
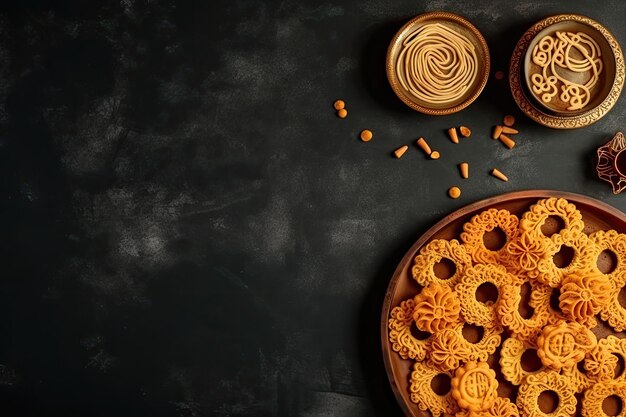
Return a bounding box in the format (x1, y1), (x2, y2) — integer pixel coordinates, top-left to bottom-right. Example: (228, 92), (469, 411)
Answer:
(388, 197), (626, 417)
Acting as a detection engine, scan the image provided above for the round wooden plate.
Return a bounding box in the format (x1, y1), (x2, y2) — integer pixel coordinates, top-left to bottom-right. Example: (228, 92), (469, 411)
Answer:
(381, 190), (626, 417)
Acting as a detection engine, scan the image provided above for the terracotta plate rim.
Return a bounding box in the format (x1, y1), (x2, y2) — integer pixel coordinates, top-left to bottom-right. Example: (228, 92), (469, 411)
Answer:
(380, 189), (626, 417)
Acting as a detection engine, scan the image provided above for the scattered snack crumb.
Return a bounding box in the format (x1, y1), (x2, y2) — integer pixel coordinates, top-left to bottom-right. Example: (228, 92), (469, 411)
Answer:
(491, 168), (508, 181)
(501, 126), (519, 134)
(394, 145), (409, 159)
(416, 137), (432, 155)
(337, 108), (348, 118)
(459, 162), (469, 179)
(499, 134), (516, 149)
(333, 100), (345, 110)
(459, 126), (471, 138)
(503, 115), (515, 127)
(492, 125), (503, 140)
(448, 127), (459, 144)
(448, 186), (461, 199)
(494, 70), (504, 80)
(360, 129), (373, 142)
(430, 151), (441, 160)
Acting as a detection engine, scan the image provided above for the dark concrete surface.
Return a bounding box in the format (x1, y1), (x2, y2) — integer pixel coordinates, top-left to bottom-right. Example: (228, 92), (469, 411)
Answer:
(0, 0), (626, 416)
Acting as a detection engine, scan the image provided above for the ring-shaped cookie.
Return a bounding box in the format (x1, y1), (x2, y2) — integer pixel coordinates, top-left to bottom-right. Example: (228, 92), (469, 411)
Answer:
(600, 281), (626, 332)
(516, 371), (577, 417)
(388, 298), (430, 360)
(412, 239), (472, 287)
(590, 229), (626, 287)
(460, 208), (520, 265)
(497, 280), (551, 346)
(455, 397), (520, 417)
(591, 335), (626, 381)
(452, 322), (502, 362)
(535, 230), (597, 288)
(582, 380), (626, 417)
(500, 337), (546, 386)
(409, 361), (459, 417)
(455, 264), (521, 327)
(519, 197), (585, 244)
(562, 361), (592, 393)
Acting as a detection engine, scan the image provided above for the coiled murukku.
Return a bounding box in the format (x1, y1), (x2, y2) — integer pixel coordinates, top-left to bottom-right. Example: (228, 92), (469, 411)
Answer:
(497, 280), (551, 346)
(519, 197), (585, 243)
(412, 239), (472, 287)
(516, 372), (577, 417)
(535, 230), (597, 288)
(409, 360), (459, 417)
(455, 263), (520, 327)
(600, 280), (626, 332)
(388, 298), (430, 360)
(582, 380), (626, 417)
(500, 337), (546, 386)
(451, 361), (499, 413)
(396, 23), (478, 105)
(460, 208), (519, 265)
(590, 229), (626, 287)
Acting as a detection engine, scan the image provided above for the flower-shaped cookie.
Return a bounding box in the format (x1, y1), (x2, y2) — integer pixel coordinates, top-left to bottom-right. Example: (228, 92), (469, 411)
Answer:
(559, 270), (611, 326)
(413, 283), (461, 333)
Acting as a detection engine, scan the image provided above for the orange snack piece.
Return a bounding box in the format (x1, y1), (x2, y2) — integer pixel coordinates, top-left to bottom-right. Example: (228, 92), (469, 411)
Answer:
(448, 127), (459, 144)
(499, 134), (516, 149)
(333, 99), (345, 110)
(535, 230), (596, 288)
(430, 150), (441, 160)
(503, 115), (515, 126)
(394, 145), (408, 158)
(491, 168), (508, 181)
(448, 186), (461, 199)
(416, 137), (432, 155)
(337, 108), (348, 118)
(498, 280), (551, 345)
(502, 126), (519, 134)
(451, 361), (499, 412)
(582, 381), (626, 417)
(413, 283), (461, 333)
(492, 125), (503, 140)
(459, 126), (471, 138)
(500, 337), (546, 386)
(459, 162), (469, 179)
(360, 129), (373, 142)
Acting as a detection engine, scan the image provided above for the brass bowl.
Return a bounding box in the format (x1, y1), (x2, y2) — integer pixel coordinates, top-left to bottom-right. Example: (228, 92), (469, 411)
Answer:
(510, 14), (625, 129)
(386, 11), (490, 115)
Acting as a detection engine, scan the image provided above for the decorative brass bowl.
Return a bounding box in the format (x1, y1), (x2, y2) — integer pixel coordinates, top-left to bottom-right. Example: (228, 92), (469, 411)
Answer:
(510, 14), (625, 129)
(386, 12), (490, 115)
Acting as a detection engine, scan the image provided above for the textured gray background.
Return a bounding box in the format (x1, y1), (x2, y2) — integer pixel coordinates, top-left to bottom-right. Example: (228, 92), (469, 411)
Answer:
(1, 0), (626, 416)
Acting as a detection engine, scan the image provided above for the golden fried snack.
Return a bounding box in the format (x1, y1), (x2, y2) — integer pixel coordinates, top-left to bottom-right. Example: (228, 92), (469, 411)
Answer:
(517, 372), (577, 417)
(519, 197), (585, 243)
(535, 230), (597, 288)
(559, 270), (611, 327)
(589, 335), (626, 380)
(589, 229), (626, 286)
(409, 361), (459, 417)
(585, 341), (619, 382)
(451, 361), (499, 412)
(413, 283), (461, 333)
(460, 208), (519, 265)
(497, 280), (551, 346)
(412, 239), (472, 287)
(600, 281), (626, 332)
(455, 263), (520, 327)
(388, 298), (430, 360)
(582, 380), (626, 417)
(500, 337), (546, 385)
(537, 321), (597, 370)
(435, 323), (503, 364)
(429, 328), (472, 372)
(455, 397), (520, 417)
(562, 361), (592, 393)
(504, 231), (556, 277)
